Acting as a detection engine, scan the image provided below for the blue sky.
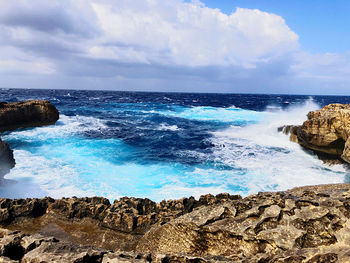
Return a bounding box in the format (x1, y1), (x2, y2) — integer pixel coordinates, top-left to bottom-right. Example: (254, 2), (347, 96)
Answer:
(0, 0), (349, 95)
(201, 0), (350, 53)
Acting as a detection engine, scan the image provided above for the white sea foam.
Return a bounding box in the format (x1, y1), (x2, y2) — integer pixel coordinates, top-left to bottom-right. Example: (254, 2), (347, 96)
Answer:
(157, 123), (180, 131)
(158, 105), (263, 123)
(1, 99), (347, 201)
(209, 98), (347, 195)
(3, 115), (108, 140)
(0, 115), (109, 199)
(0, 150), (89, 199)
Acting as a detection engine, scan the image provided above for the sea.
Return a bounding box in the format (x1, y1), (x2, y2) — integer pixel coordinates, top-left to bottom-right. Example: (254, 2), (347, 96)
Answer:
(0, 89), (350, 201)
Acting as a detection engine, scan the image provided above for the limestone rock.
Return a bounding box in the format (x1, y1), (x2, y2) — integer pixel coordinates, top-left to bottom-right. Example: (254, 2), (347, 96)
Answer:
(0, 194), (240, 251)
(279, 103), (350, 164)
(137, 184), (350, 261)
(2, 184), (350, 261)
(0, 100), (59, 132)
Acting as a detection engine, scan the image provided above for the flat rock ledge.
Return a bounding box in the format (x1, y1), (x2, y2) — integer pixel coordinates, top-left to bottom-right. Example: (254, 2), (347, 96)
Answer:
(2, 183), (350, 262)
(279, 103), (350, 164)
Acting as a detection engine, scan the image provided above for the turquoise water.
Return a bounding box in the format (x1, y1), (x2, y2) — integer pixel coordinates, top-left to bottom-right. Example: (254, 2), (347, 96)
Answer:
(0, 90), (348, 201)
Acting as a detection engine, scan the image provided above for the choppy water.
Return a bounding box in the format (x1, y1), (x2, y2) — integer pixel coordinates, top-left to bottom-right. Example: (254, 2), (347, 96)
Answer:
(0, 89), (349, 201)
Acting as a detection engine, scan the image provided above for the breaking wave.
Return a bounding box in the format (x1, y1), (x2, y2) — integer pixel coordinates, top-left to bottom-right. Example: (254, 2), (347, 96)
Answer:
(0, 91), (348, 201)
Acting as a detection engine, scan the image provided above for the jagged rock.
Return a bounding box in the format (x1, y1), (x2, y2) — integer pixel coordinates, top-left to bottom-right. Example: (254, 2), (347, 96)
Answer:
(22, 241), (105, 263)
(2, 185), (350, 261)
(0, 228), (229, 262)
(0, 228), (106, 262)
(0, 100), (59, 132)
(0, 194), (240, 233)
(0, 139), (15, 180)
(136, 184), (350, 261)
(0, 194), (242, 252)
(279, 104), (350, 164)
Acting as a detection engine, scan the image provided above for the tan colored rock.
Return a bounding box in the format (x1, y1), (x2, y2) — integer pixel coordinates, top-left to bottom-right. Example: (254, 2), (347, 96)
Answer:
(2, 184), (350, 261)
(136, 184), (350, 261)
(279, 103), (350, 164)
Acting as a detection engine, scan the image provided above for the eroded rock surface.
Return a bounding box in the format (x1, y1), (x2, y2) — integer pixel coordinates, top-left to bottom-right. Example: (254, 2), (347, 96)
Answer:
(2, 184), (350, 262)
(0, 194), (241, 251)
(137, 184), (350, 261)
(0, 100), (59, 132)
(279, 103), (350, 164)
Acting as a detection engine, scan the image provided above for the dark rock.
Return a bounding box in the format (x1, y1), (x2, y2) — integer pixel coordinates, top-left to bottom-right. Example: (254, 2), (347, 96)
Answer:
(0, 100), (59, 132)
(0, 138), (15, 180)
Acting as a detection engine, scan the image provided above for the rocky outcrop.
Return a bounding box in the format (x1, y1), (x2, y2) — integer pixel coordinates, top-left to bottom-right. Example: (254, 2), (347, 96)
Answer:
(279, 104), (350, 164)
(0, 100), (59, 180)
(137, 184), (350, 261)
(2, 184), (350, 262)
(0, 139), (15, 180)
(0, 100), (59, 132)
(0, 194), (240, 251)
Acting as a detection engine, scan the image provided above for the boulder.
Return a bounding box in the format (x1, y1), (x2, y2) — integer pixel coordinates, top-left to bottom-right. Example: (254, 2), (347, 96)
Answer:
(279, 104), (350, 164)
(0, 100), (59, 132)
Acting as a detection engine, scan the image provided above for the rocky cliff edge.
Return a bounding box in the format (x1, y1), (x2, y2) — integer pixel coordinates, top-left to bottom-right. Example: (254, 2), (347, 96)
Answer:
(1, 184), (350, 262)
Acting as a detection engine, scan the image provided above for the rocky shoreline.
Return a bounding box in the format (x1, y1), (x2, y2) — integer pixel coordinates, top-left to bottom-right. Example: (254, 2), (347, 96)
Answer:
(1, 183), (350, 262)
(1, 101), (350, 262)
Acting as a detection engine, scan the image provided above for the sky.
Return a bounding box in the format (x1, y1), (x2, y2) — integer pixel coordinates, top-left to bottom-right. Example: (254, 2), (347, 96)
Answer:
(0, 0), (349, 95)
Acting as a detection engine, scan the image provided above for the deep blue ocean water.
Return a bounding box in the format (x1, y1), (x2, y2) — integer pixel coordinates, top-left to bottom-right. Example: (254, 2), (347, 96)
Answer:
(1, 89), (350, 201)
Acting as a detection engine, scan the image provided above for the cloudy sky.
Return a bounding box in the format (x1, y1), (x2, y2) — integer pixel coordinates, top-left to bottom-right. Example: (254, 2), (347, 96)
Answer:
(0, 0), (349, 94)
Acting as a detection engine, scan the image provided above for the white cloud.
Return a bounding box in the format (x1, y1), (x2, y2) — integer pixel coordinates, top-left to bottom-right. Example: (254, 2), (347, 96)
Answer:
(0, 0), (348, 94)
(90, 1), (299, 67)
(0, 46), (55, 75)
(0, 0), (299, 68)
(293, 51), (350, 80)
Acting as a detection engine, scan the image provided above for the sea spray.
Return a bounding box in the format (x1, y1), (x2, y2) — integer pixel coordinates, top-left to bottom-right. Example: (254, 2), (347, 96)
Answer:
(0, 90), (348, 201)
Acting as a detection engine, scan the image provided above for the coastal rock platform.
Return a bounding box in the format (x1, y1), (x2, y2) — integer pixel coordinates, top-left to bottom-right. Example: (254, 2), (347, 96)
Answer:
(2, 183), (350, 262)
